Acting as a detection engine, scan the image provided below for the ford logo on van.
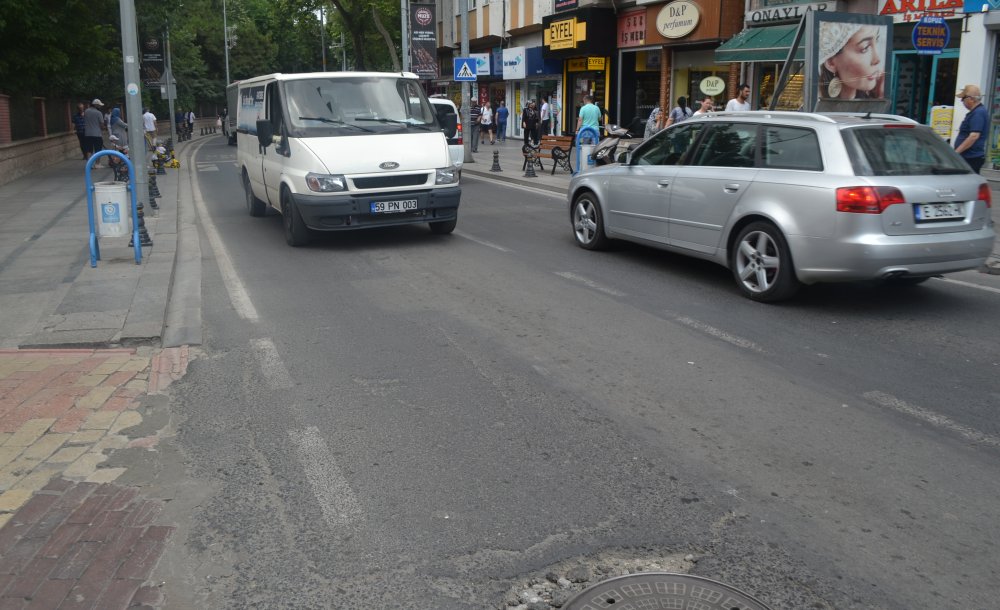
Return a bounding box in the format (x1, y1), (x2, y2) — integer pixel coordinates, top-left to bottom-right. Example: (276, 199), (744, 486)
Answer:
(379, 161), (400, 170)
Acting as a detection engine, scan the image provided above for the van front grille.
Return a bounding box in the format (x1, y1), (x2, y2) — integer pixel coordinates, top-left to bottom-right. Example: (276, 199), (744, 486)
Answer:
(353, 174), (429, 189)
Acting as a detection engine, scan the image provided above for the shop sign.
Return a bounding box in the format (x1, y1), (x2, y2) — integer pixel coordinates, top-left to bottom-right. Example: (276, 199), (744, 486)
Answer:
(878, 0), (963, 22)
(545, 17), (588, 50)
(656, 0), (700, 39)
(567, 57), (607, 72)
(929, 105), (954, 139)
(912, 15), (950, 53)
(964, 0), (998, 11)
(699, 76), (726, 96)
(555, 0), (578, 11)
(618, 9), (646, 48)
(502, 47), (526, 80)
(746, 2), (837, 25)
(470, 53), (492, 76)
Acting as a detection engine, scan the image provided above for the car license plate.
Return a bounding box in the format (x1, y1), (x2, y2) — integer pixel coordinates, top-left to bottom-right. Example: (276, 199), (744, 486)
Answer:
(370, 199), (418, 214)
(914, 202), (964, 221)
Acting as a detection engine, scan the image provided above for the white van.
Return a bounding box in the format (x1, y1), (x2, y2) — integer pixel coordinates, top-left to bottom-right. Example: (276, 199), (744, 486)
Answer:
(237, 72), (461, 246)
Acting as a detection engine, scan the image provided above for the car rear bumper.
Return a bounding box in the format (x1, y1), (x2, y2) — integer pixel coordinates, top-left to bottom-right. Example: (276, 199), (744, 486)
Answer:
(291, 187), (460, 231)
(788, 227), (997, 283)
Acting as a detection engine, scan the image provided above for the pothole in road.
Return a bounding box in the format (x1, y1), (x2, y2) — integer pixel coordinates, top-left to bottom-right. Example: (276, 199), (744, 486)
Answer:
(500, 548), (696, 609)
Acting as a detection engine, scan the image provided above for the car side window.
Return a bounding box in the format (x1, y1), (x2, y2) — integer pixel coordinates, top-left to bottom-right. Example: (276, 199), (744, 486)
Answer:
(762, 126), (822, 171)
(633, 123), (705, 166)
(690, 123), (758, 168)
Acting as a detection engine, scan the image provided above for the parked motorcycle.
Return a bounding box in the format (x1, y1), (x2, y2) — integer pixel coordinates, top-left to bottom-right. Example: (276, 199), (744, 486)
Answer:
(592, 124), (638, 166)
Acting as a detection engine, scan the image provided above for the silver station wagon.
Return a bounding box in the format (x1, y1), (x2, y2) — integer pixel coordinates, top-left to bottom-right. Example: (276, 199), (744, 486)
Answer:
(568, 111), (995, 302)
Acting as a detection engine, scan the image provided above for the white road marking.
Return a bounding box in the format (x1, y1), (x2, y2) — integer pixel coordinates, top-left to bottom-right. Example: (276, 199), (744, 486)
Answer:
(197, 165), (219, 172)
(250, 338), (294, 390)
(933, 276), (1000, 295)
(289, 426), (364, 527)
(189, 141), (259, 320)
(462, 174), (565, 200)
(454, 231), (511, 252)
(675, 316), (764, 353)
(554, 272), (627, 297)
(863, 390), (1000, 448)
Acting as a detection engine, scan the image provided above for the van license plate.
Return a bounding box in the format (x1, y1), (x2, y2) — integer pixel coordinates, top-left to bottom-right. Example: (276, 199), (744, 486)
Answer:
(914, 202), (964, 221)
(370, 199), (418, 214)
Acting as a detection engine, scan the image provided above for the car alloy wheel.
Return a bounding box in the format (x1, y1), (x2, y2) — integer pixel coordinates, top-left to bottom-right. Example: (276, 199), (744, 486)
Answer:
(732, 222), (799, 302)
(572, 193), (608, 250)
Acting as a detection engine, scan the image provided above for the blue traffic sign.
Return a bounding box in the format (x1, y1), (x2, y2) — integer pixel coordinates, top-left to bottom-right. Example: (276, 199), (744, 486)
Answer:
(453, 58), (477, 81)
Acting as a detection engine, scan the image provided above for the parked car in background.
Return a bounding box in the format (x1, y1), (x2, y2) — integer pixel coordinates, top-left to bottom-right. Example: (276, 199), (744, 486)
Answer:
(568, 111), (995, 302)
(429, 96), (463, 175)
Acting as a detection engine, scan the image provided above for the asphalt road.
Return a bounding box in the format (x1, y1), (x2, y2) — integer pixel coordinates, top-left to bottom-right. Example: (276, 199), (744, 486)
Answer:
(153, 137), (1000, 609)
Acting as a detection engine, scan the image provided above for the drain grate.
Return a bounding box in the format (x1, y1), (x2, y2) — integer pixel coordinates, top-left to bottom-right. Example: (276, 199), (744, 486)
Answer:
(563, 572), (772, 610)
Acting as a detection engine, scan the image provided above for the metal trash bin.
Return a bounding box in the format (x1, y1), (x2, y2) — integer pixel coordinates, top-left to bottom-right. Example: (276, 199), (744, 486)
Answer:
(93, 181), (132, 238)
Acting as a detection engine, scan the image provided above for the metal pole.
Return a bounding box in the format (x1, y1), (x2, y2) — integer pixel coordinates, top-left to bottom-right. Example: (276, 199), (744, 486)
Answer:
(165, 26), (177, 147)
(341, 33), (347, 71)
(461, 0), (471, 162)
(118, 0), (147, 210)
(401, 0), (409, 72)
(223, 0), (230, 85)
(320, 6), (327, 71)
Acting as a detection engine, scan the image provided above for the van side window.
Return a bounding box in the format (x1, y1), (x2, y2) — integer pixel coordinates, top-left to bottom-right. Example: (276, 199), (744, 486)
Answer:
(266, 83), (287, 153)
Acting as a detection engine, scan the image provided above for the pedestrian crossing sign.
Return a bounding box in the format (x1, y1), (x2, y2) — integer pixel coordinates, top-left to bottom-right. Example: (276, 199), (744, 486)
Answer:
(454, 58), (477, 82)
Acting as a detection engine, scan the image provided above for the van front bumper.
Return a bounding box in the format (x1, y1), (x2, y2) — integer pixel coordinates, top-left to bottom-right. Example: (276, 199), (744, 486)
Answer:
(291, 186), (461, 231)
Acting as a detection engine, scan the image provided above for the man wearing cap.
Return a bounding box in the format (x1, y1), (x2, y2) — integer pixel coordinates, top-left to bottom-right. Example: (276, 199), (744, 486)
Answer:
(954, 84), (988, 173)
(83, 99), (106, 167)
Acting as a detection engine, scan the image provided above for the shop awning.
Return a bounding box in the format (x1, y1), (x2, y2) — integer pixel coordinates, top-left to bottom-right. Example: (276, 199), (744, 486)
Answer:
(714, 25), (805, 63)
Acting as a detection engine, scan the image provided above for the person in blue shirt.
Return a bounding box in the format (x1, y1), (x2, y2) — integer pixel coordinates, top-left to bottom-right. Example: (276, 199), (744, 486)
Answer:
(496, 101), (509, 143)
(576, 95), (601, 143)
(954, 84), (988, 174)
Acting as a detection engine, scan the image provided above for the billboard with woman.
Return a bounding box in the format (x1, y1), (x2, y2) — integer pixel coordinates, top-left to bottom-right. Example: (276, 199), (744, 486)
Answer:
(807, 12), (893, 113)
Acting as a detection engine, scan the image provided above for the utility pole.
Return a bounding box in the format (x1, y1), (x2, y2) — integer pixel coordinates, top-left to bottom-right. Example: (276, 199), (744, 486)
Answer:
(118, 0), (148, 210)
(165, 26), (177, 148)
(461, 0), (471, 162)
(320, 6), (327, 71)
(401, 0), (409, 72)
(223, 0), (230, 85)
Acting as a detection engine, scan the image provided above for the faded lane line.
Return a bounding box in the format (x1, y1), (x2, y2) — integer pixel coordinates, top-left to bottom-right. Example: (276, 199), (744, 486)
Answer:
(289, 426), (364, 528)
(675, 317), (764, 353)
(250, 338), (294, 390)
(863, 391), (1000, 448)
(933, 276), (1000, 295)
(190, 144), (259, 321)
(454, 231), (511, 253)
(554, 272), (627, 297)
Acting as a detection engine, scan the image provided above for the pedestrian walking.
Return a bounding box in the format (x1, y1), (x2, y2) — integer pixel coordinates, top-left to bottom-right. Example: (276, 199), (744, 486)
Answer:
(83, 99), (106, 166)
(954, 84), (987, 174)
(665, 96), (693, 127)
(692, 96), (714, 116)
(540, 98), (550, 137)
(186, 109), (196, 135)
(470, 101), (482, 153)
(174, 109), (186, 136)
(143, 108), (158, 150)
(496, 101), (509, 143)
(522, 101), (540, 147)
(726, 84), (751, 111)
(481, 101), (495, 145)
(109, 107), (128, 143)
(576, 95), (600, 139)
(550, 96), (561, 136)
(72, 103), (87, 159)
(644, 106), (662, 139)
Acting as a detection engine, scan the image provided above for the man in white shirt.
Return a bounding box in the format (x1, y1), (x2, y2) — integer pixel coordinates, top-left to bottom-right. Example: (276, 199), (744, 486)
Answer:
(540, 99), (550, 136)
(725, 84), (751, 111)
(142, 108), (157, 150)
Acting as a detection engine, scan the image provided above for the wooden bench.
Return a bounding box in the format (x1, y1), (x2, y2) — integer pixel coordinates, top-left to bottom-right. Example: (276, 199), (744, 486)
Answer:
(523, 135), (575, 174)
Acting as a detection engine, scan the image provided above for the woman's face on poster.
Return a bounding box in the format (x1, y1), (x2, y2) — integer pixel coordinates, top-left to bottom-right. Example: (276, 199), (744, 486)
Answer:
(825, 26), (883, 96)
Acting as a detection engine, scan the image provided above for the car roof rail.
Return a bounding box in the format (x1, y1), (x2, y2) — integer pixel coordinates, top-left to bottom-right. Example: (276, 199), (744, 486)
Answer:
(714, 111), (838, 123)
(822, 112), (920, 124)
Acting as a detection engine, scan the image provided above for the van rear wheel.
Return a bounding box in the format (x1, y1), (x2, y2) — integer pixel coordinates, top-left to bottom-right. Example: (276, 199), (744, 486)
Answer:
(281, 189), (310, 247)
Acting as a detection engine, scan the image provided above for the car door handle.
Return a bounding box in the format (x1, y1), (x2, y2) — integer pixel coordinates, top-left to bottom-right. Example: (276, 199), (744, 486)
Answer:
(657, 180), (670, 187)
(724, 183), (741, 193)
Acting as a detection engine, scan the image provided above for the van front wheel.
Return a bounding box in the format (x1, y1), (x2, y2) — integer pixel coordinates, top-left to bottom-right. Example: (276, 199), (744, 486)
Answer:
(429, 216), (457, 235)
(281, 190), (310, 247)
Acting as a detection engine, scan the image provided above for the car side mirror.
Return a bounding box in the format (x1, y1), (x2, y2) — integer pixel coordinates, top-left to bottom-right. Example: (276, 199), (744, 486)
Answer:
(436, 108), (458, 139)
(256, 120), (273, 149)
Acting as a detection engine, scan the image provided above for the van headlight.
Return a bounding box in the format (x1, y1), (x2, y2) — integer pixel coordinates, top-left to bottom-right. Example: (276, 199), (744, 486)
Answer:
(435, 166), (459, 185)
(305, 173), (347, 192)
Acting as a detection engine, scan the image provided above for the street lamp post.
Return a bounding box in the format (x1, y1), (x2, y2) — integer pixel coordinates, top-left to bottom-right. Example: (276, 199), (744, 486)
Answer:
(223, 0), (230, 85)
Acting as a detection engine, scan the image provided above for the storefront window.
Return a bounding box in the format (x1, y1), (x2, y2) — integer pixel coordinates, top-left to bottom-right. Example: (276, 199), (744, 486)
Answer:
(757, 63), (805, 111)
(620, 51), (661, 134)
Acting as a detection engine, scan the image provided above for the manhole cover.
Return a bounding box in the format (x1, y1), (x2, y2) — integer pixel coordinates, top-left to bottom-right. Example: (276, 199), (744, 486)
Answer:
(564, 572), (771, 610)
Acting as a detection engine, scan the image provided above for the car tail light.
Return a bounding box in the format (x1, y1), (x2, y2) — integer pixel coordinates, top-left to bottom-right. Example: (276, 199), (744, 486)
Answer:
(836, 186), (906, 214)
(979, 183), (992, 208)
(456, 121), (463, 145)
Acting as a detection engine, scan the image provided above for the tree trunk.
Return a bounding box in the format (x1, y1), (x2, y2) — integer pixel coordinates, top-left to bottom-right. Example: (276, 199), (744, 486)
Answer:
(371, 7), (400, 72)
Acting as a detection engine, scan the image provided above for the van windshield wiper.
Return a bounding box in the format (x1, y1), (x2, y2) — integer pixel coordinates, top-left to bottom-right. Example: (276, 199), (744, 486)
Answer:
(298, 117), (373, 132)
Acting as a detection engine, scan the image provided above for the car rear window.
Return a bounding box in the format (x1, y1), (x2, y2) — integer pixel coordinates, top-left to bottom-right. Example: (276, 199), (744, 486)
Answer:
(843, 126), (970, 176)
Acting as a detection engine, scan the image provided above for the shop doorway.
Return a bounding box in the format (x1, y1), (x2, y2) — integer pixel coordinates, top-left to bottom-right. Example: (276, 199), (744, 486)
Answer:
(892, 50), (959, 126)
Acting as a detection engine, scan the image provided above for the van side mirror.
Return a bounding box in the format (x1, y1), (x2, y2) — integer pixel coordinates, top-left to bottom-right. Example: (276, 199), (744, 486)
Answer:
(256, 120), (273, 149)
(435, 108), (458, 139)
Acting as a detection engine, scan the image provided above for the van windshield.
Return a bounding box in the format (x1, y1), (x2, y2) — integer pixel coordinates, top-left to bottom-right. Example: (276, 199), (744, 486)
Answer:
(284, 76), (438, 137)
